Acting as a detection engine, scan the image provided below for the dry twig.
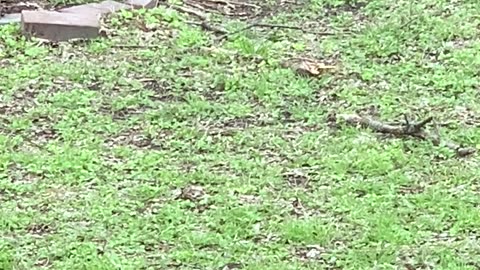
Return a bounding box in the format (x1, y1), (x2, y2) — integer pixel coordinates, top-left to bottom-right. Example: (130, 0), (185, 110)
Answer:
(341, 114), (476, 157)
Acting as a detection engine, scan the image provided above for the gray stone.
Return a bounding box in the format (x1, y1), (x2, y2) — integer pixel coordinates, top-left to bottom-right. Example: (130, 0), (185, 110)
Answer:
(0, 13), (21, 25)
(59, 1), (131, 16)
(21, 10), (100, 41)
(124, 0), (158, 9)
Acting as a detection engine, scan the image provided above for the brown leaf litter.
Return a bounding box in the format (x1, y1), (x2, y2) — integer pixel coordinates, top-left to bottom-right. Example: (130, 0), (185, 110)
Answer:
(281, 57), (337, 77)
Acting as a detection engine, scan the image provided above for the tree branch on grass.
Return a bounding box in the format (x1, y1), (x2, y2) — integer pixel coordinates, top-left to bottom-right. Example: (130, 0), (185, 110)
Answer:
(216, 22), (337, 41)
(341, 114), (476, 157)
(169, 4), (208, 20)
(163, 5), (228, 35)
(186, 21), (228, 35)
(163, 3), (341, 39)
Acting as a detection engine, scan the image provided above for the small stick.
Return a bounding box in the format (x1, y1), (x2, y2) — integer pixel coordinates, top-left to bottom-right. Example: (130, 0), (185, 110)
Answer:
(403, 114), (410, 126)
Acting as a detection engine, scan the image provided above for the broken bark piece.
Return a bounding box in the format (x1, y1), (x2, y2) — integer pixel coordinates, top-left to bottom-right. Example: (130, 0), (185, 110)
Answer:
(21, 10), (100, 41)
(125, 0), (158, 9)
(59, 1), (131, 16)
(341, 114), (476, 157)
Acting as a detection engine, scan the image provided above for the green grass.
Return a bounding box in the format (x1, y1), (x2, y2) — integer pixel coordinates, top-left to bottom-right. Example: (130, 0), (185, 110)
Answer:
(2, 0), (480, 269)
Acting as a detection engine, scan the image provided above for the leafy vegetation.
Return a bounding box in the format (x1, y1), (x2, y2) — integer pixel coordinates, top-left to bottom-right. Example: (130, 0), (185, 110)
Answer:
(1, 0), (480, 269)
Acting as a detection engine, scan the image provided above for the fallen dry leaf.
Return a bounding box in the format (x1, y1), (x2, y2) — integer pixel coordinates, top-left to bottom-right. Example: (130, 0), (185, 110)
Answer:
(305, 247), (322, 259)
(179, 185), (206, 201)
(281, 58), (336, 77)
(238, 194), (261, 204)
(290, 197), (306, 216)
(283, 168), (309, 187)
(295, 245), (325, 260)
(135, 20), (150, 32)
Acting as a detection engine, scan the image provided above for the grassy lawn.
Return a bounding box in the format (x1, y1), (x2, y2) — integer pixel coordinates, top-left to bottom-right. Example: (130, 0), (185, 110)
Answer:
(2, 0), (480, 269)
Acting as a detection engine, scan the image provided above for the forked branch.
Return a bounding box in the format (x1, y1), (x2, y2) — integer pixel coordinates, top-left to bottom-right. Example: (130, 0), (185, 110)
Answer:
(341, 114), (476, 157)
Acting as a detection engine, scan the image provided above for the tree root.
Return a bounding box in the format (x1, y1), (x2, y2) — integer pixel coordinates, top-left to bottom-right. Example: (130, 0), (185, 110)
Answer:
(341, 114), (476, 157)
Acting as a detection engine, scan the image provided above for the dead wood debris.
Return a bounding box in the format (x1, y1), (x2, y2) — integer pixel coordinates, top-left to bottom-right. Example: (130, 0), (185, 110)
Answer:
(216, 22), (337, 41)
(186, 0), (262, 17)
(341, 114), (476, 157)
(164, 4), (229, 35)
(162, 3), (339, 39)
(186, 20), (228, 35)
(169, 4), (208, 20)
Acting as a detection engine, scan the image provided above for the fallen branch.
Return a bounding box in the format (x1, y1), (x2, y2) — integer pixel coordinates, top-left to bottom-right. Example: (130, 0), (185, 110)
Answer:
(111, 44), (163, 49)
(341, 114), (476, 157)
(192, 0), (262, 16)
(186, 21), (228, 35)
(200, 0), (260, 8)
(163, 4), (339, 39)
(164, 4), (228, 35)
(217, 22), (337, 41)
(169, 4), (208, 20)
